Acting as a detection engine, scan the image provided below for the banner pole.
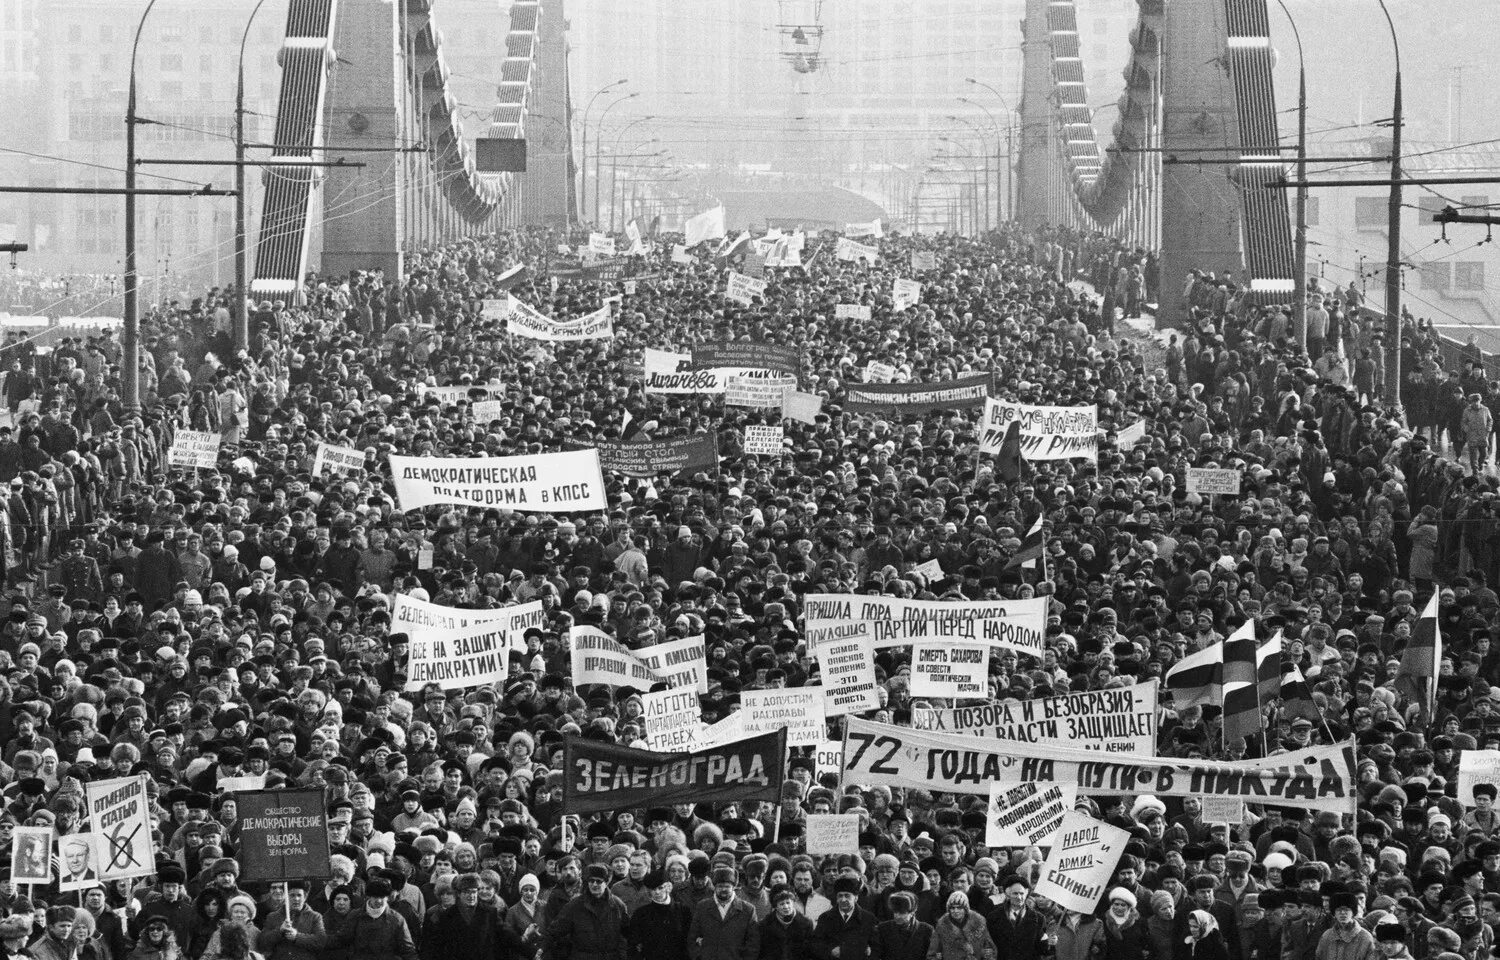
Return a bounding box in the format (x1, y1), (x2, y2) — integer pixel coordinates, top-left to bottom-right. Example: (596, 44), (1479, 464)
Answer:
(772, 806), (782, 844)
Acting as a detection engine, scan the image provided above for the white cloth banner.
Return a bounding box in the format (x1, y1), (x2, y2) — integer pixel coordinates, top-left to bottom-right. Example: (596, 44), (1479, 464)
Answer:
(168, 430), (220, 469)
(782, 390), (823, 424)
(1187, 468), (1241, 495)
(725, 272), (768, 306)
(391, 595), (537, 691)
(911, 250), (937, 271)
(835, 238), (879, 263)
(743, 425), (785, 456)
(892, 278), (921, 311)
(805, 594), (1047, 657)
(589, 232), (615, 255)
(644, 348), (726, 394)
(981, 399), (1099, 460)
(389, 449), (607, 512)
(835, 304), (872, 320)
(725, 375), (793, 409)
(507, 296), (614, 341)
(1115, 420), (1148, 448)
(910, 642), (990, 698)
(313, 442), (366, 476)
(911, 681), (1158, 754)
(570, 627), (659, 687)
(420, 383), (507, 403)
(685, 206), (727, 246)
(845, 219), (883, 238)
(642, 688), (704, 752)
(1034, 811), (1130, 914)
(986, 781), (1078, 848)
(635, 635), (709, 694)
(740, 688), (825, 746)
(625, 220), (643, 245)
(815, 620), (881, 716)
(864, 361), (897, 383)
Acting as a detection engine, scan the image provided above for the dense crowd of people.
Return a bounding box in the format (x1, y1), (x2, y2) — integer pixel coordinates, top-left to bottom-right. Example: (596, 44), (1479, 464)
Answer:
(0, 217), (1490, 960)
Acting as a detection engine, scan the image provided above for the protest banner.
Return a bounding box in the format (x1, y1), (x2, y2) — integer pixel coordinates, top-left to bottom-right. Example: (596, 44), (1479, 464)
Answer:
(725, 375), (793, 409)
(672, 244), (695, 265)
(893, 278), (922, 311)
(835, 237), (879, 263)
(1034, 811), (1129, 913)
(697, 710), (749, 748)
(588, 232), (615, 255)
(570, 627), (660, 688)
(845, 219), (883, 238)
(389, 449), (607, 512)
(641, 688), (704, 752)
(743, 425), (785, 456)
(911, 642), (990, 699)
(84, 775), (155, 881)
(913, 558), (945, 582)
(562, 729), (786, 814)
(471, 400), (506, 422)
(844, 373), (989, 413)
(481, 298), (511, 320)
(980, 400), (1099, 460)
(636, 635), (709, 694)
(987, 781), (1077, 848)
(911, 250), (937, 271)
(815, 620), (881, 716)
(644, 348), (727, 394)
(313, 442), (365, 476)
(740, 688), (825, 746)
(691, 341), (801, 376)
(911, 681), (1158, 754)
(1115, 420), (1148, 448)
(625, 280), (637, 295)
(216, 775), (268, 793)
(725, 272), (768, 306)
(1187, 468), (1242, 496)
(1459, 749), (1500, 805)
(238, 789), (332, 882)
(57, 833), (104, 891)
(864, 361), (897, 383)
(391, 595), (540, 656)
(167, 430), (220, 469)
(419, 382), (507, 404)
(11, 826), (50, 884)
(744, 251), (767, 278)
(1200, 796), (1245, 825)
(507, 297), (614, 341)
(806, 814), (860, 855)
(815, 740), (843, 782)
(405, 621), (510, 691)
(841, 718), (1357, 811)
(805, 594), (1047, 657)
(594, 434), (719, 476)
(782, 390), (823, 425)
(835, 304), (872, 320)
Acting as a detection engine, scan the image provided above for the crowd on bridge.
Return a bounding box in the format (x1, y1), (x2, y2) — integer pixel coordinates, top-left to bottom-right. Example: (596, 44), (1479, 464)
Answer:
(0, 214), (1490, 960)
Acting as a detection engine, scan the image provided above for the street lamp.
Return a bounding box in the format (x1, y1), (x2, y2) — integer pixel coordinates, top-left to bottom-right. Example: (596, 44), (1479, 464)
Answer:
(959, 94), (1012, 221)
(579, 79), (627, 227)
(1273, 0), (1308, 354)
(609, 116), (655, 229)
(1376, 0), (1403, 404)
(125, 0), (163, 417)
(593, 93), (638, 226)
(235, 0), (272, 353)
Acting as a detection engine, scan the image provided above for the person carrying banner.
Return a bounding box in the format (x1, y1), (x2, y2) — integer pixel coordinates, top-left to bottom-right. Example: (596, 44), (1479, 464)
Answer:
(258, 880), (328, 960)
(550, 864), (631, 960)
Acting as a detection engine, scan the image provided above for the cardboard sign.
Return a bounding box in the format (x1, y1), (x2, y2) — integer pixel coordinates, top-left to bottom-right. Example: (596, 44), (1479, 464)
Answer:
(806, 814), (860, 855)
(864, 361), (897, 383)
(389, 449), (607, 513)
(85, 775), (155, 881)
(11, 826), (51, 884)
(836, 303), (872, 320)
(815, 740), (843, 782)
(216, 775), (268, 794)
(589, 232), (615, 255)
(57, 833), (105, 891)
(1034, 811), (1130, 913)
(237, 789), (333, 882)
(987, 782), (1077, 848)
(740, 688), (825, 747)
(743, 425), (785, 456)
(313, 442), (365, 476)
(1200, 796), (1245, 825)
(815, 620), (881, 716)
(913, 558), (945, 582)
(981, 400), (1099, 461)
(635, 635), (709, 694)
(725, 375), (793, 409)
(167, 430), (220, 469)
(672, 244), (695, 265)
(641, 688), (704, 752)
(892, 278), (921, 311)
(911, 642), (990, 699)
(644, 348), (726, 394)
(725, 271), (768, 305)
(470, 400), (506, 423)
(1459, 749), (1500, 806)
(1187, 468), (1242, 496)
(481, 298), (511, 320)
(911, 251), (937, 271)
(782, 390), (823, 425)
(570, 627), (659, 688)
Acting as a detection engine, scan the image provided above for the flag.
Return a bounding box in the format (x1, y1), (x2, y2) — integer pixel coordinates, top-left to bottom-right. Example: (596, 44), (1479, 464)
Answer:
(1222, 630), (1276, 745)
(717, 231), (751, 262)
(1165, 622), (1255, 710)
(1395, 592), (1441, 720)
(1278, 662), (1321, 725)
(996, 420), (1023, 483)
(1115, 420), (1147, 448)
(493, 263), (528, 291)
(1007, 514), (1044, 570)
(685, 206), (726, 247)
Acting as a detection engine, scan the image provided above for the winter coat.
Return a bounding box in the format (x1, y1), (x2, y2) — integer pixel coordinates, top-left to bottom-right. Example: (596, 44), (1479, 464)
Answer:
(423, 903), (524, 960)
(1100, 911), (1151, 960)
(1052, 916), (1103, 960)
(1314, 925), (1376, 960)
(875, 918), (935, 960)
(988, 908), (1049, 960)
(758, 913), (816, 960)
(628, 901), (694, 960)
(325, 908), (419, 960)
(1187, 932), (1229, 960)
(550, 892), (630, 960)
(927, 910), (995, 960)
(814, 909), (878, 960)
(258, 905), (327, 960)
(689, 898), (761, 960)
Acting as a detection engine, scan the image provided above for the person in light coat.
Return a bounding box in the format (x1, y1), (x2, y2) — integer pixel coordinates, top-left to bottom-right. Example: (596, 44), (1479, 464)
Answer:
(927, 892), (995, 960)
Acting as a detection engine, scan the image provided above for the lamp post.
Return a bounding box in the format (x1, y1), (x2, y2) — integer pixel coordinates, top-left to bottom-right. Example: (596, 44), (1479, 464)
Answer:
(235, 0), (272, 352)
(1273, 0), (1308, 355)
(959, 93), (1010, 222)
(1376, 0), (1403, 405)
(579, 79), (627, 228)
(609, 142), (661, 230)
(125, 0), (162, 417)
(609, 116), (655, 230)
(593, 93), (638, 227)
(940, 136), (986, 232)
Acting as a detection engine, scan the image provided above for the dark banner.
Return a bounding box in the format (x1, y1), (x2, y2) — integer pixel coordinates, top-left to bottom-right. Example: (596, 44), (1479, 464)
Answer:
(690, 341), (800, 375)
(562, 730), (787, 815)
(594, 434), (719, 477)
(844, 372), (990, 412)
(237, 789), (332, 882)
